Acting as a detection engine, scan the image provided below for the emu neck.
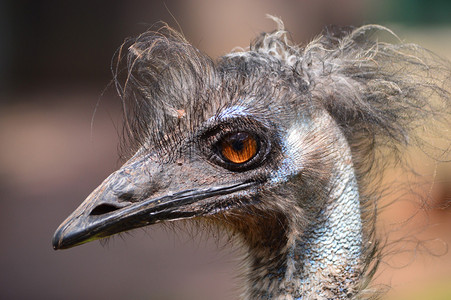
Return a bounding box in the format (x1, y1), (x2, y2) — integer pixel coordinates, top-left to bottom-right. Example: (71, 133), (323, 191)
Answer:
(242, 145), (363, 299)
(291, 162), (362, 299)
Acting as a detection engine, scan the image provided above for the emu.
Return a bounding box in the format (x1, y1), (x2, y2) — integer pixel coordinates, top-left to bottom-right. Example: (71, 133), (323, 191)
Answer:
(53, 19), (451, 299)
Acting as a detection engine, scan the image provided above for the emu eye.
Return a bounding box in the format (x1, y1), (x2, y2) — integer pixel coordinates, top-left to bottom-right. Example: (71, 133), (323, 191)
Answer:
(219, 132), (258, 164)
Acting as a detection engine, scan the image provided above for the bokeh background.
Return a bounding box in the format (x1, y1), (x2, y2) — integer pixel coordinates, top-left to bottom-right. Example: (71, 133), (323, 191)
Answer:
(1, 1), (450, 299)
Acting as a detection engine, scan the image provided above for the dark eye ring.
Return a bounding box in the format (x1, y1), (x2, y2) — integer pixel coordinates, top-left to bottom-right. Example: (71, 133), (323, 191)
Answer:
(212, 131), (267, 171)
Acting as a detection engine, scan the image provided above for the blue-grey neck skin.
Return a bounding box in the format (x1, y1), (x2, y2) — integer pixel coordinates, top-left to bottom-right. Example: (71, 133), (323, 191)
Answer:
(291, 162), (362, 299)
(242, 114), (363, 299)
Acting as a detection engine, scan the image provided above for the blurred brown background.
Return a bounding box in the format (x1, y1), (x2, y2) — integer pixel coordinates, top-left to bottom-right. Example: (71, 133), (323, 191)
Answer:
(1, 1), (450, 299)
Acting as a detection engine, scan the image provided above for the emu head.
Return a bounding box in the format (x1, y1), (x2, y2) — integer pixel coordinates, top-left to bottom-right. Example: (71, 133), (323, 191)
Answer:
(53, 19), (450, 299)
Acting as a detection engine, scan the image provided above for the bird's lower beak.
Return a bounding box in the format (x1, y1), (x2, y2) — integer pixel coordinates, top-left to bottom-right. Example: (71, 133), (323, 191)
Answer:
(52, 154), (255, 250)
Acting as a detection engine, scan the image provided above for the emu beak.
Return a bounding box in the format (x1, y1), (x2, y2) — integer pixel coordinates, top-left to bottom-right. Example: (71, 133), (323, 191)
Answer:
(52, 153), (254, 250)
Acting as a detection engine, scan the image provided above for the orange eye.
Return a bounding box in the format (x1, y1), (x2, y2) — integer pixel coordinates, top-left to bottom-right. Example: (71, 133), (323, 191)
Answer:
(220, 132), (258, 164)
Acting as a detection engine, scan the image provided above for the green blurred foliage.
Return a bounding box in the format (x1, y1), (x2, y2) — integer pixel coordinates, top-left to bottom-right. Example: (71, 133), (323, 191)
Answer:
(376, 0), (451, 25)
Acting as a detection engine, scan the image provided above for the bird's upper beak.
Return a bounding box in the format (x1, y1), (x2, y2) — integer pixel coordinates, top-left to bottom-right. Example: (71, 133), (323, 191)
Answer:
(52, 152), (256, 250)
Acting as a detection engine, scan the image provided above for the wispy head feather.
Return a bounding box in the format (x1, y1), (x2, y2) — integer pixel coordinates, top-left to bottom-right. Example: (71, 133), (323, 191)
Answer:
(114, 19), (451, 179)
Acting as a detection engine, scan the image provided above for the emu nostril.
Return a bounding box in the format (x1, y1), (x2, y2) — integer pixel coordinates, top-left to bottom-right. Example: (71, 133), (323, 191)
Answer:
(90, 204), (120, 216)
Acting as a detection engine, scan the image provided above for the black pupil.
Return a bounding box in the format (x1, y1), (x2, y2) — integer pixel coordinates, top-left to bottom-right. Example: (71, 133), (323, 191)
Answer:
(230, 133), (248, 151)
